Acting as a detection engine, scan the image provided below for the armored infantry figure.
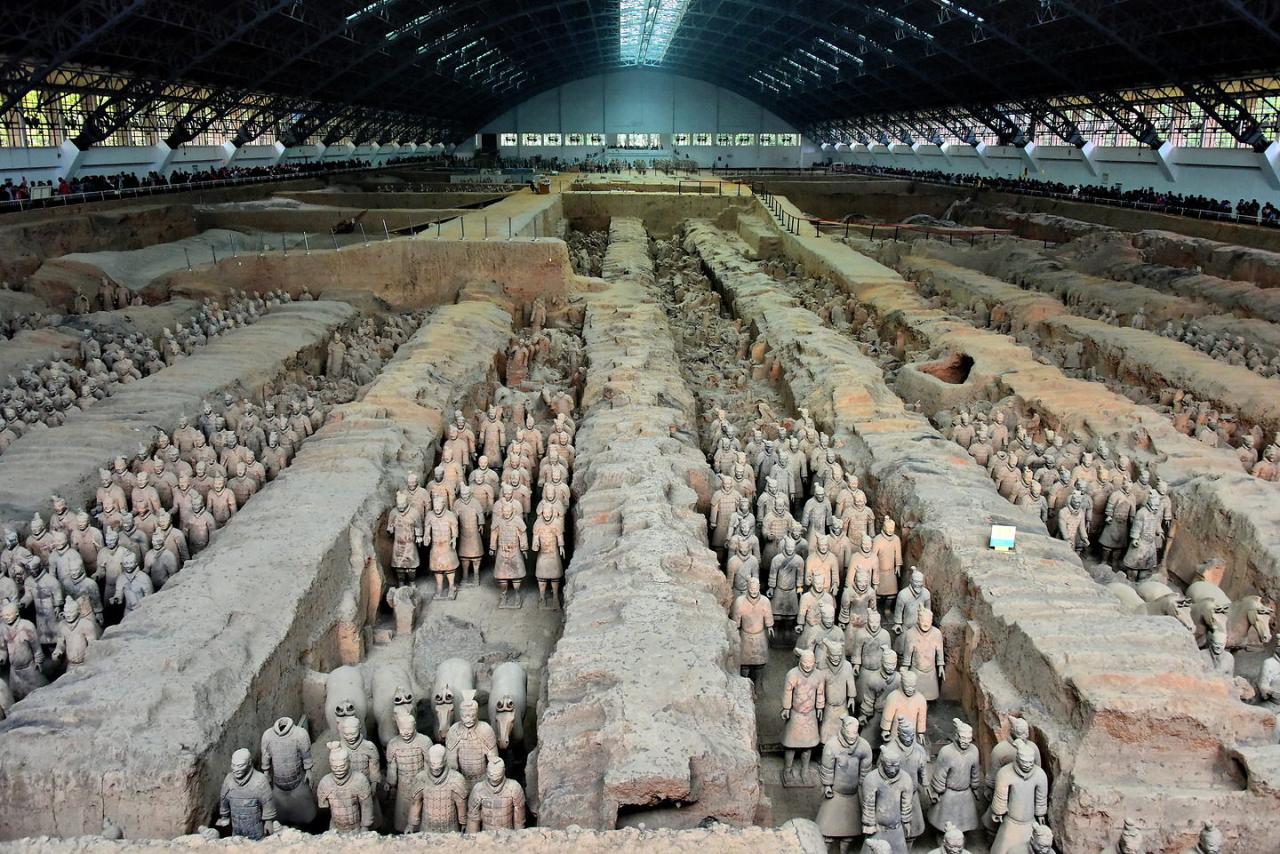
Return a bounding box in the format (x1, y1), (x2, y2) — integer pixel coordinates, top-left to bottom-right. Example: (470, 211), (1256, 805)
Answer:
(406, 743), (468, 834)
(797, 573), (836, 637)
(446, 697), (499, 790)
(1122, 494), (1163, 581)
(29, 555), (64, 643)
(816, 714), (873, 852)
(806, 535), (840, 593)
(0, 599), (47, 698)
(990, 742), (1048, 854)
(1057, 493), (1089, 555)
(892, 569), (931, 645)
(62, 554), (103, 625)
(317, 744), (374, 833)
(726, 537), (760, 597)
(880, 670), (928, 745)
(337, 715), (382, 829)
(260, 716), (316, 827)
(490, 501), (527, 608)
(903, 608), (945, 702)
(1100, 479), (1136, 568)
(423, 494), (460, 600)
(881, 717), (929, 845)
(52, 597), (99, 668)
(860, 751), (915, 854)
(386, 491), (423, 587)
(183, 493), (217, 551)
(873, 519), (903, 607)
(733, 577), (774, 689)
(781, 648), (826, 785)
(454, 485), (486, 587)
(386, 710), (433, 832)
(144, 531), (179, 590)
(206, 475), (238, 525)
(928, 720), (981, 836)
(709, 474), (740, 552)
(768, 537), (803, 635)
(820, 639), (858, 743)
(111, 551), (153, 614)
(466, 758), (525, 832)
(927, 823), (972, 854)
(858, 646), (900, 728)
(217, 748), (277, 840)
(531, 503), (565, 609)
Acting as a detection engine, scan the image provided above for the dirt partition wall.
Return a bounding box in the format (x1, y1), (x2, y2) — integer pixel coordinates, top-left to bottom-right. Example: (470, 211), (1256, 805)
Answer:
(276, 191), (508, 210)
(153, 237), (576, 315)
(532, 217), (764, 830)
(561, 192), (752, 238)
(0, 301), (355, 533)
(195, 206), (469, 236)
(755, 178), (963, 222)
(0, 300), (513, 840)
(683, 219), (1279, 852)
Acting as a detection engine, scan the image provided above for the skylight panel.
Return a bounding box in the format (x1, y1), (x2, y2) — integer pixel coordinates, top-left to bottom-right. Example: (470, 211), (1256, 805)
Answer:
(619, 0), (693, 65)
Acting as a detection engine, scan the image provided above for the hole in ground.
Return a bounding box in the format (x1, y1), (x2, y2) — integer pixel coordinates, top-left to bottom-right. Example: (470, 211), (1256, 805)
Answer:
(919, 352), (974, 384)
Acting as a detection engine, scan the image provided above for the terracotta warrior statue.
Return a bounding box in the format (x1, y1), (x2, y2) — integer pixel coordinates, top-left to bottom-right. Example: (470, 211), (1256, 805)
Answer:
(881, 716), (929, 847)
(872, 518), (903, 610)
(465, 757), (526, 832)
(317, 744), (374, 833)
(259, 716), (316, 827)
(1181, 823), (1223, 854)
(423, 494), (460, 600)
(880, 670), (928, 745)
(781, 648), (826, 785)
(726, 536), (760, 597)
(928, 719), (981, 838)
(732, 577), (774, 690)
(903, 607), (945, 702)
(446, 697), (499, 790)
(990, 742), (1048, 854)
(531, 502), (565, 609)
(217, 748), (278, 839)
(489, 501), (527, 608)
(860, 751), (916, 854)
(385, 710), (433, 832)
(819, 638), (857, 743)
(53, 596), (99, 668)
(1101, 818), (1146, 854)
(0, 599), (47, 699)
(1122, 494), (1163, 582)
(816, 714), (873, 853)
(768, 537), (803, 636)
(453, 485), (486, 587)
(386, 490), (423, 587)
(406, 743), (467, 834)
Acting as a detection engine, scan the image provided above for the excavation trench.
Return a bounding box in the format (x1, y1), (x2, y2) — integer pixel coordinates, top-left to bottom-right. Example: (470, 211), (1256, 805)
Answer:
(682, 217), (1279, 853)
(772, 220), (1280, 607)
(0, 288), (519, 839)
(532, 218), (764, 830)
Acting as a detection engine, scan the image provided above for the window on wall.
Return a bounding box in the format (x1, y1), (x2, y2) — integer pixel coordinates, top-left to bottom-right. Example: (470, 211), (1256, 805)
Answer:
(715, 133), (732, 146)
(586, 133), (606, 145)
(521, 132), (542, 145)
(734, 133), (755, 146)
(692, 132), (712, 145)
(778, 132), (800, 146)
(544, 132), (562, 145)
(758, 133), (779, 146)
(500, 133), (518, 146)
(566, 132), (585, 145)
(672, 133), (691, 145)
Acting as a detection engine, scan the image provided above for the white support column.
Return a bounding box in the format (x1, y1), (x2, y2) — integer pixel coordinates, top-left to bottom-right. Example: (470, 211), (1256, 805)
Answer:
(1154, 140), (1177, 183)
(57, 140), (88, 180)
(1020, 142), (1044, 175)
(1077, 141), (1102, 178)
(972, 142), (994, 171)
(1260, 140), (1280, 190)
(914, 142), (951, 167)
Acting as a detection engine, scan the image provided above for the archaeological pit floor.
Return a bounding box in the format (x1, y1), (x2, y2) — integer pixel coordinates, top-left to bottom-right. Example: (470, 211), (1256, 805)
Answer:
(1, 168), (1280, 853)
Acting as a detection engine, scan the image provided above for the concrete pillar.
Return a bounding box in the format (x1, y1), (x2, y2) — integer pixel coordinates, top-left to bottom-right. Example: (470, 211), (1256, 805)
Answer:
(1260, 140), (1280, 190)
(1077, 141), (1102, 178)
(56, 140), (87, 180)
(971, 142), (995, 171)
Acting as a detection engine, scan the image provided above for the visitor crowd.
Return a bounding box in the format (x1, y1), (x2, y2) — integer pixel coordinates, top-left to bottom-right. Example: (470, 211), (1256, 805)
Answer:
(0, 153), (438, 209)
(837, 164), (1280, 226)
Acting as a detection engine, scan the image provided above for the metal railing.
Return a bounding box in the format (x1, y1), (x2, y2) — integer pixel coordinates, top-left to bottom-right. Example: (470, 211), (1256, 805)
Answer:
(752, 182), (802, 234)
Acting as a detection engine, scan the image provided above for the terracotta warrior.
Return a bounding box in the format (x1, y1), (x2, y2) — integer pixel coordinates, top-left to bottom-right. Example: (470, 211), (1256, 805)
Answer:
(872, 518), (903, 608)
(446, 697), (499, 790)
(337, 715), (383, 829)
(445, 485), (482, 588)
(531, 503), (565, 609)
(880, 671), (928, 745)
(215, 748), (278, 840)
(406, 743), (468, 834)
(1122, 494), (1163, 581)
(903, 607), (945, 702)
(423, 494), (460, 600)
(726, 536), (760, 597)
(183, 492), (217, 551)
(1181, 823), (1223, 854)
(465, 757), (526, 832)
(29, 556), (64, 643)
(860, 751), (916, 854)
(53, 596), (99, 668)
(990, 742), (1048, 854)
(928, 719), (981, 837)
(709, 474), (740, 553)
(927, 823), (972, 854)
(819, 638), (857, 742)
(0, 599), (47, 699)
(489, 501), (527, 608)
(805, 534), (840, 593)
(881, 716), (929, 846)
(1100, 479), (1135, 568)
(768, 537), (803, 635)
(260, 716), (316, 827)
(781, 648), (826, 785)
(206, 474), (238, 525)
(316, 744), (374, 833)
(386, 491), (423, 587)
(816, 714), (873, 853)
(733, 577), (774, 690)
(386, 710), (433, 832)
(1101, 818), (1145, 854)
(891, 568), (931, 645)
(858, 644), (900, 728)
